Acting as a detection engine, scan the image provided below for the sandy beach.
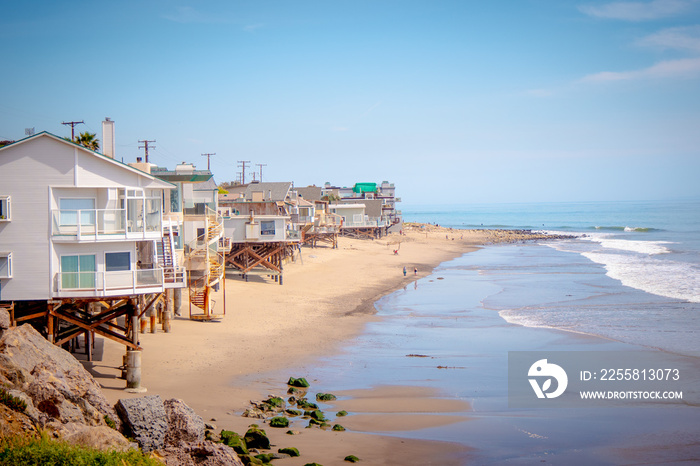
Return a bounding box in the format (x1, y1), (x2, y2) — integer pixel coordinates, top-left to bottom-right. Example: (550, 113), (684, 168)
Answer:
(84, 226), (555, 465)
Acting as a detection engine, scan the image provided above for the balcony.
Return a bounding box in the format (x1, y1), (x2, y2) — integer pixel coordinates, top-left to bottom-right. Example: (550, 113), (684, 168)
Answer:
(286, 229), (301, 241)
(54, 268), (166, 298)
(51, 208), (162, 241)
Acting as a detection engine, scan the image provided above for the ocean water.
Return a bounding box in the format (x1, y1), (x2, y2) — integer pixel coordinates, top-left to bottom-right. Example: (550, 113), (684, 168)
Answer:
(405, 199), (700, 357)
(245, 200), (700, 463)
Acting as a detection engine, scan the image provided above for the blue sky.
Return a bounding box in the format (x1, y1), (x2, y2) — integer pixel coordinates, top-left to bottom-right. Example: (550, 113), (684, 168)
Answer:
(2, 0), (699, 204)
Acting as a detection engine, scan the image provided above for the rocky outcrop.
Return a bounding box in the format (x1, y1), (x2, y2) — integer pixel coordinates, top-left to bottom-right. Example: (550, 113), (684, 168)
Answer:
(0, 321), (243, 464)
(0, 324), (120, 431)
(116, 395), (169, 453)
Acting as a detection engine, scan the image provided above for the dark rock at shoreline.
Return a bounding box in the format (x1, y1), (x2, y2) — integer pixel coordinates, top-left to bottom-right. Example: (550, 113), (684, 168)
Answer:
(279, 446), (300, 457)
(269, 416), (289, 428)
(220, 429), (249, 455)
(315, 393), (337, 401)
(288, 377), (310, 388)
(244, 425), (271, 449)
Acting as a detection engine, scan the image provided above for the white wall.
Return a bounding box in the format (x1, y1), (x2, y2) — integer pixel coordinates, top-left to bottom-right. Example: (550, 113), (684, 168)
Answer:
(0, 134), (172, 301)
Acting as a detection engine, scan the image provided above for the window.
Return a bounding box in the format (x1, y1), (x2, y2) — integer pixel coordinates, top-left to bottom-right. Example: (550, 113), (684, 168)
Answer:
(197, 228), (205, 242)
(260, 220), (275, 235)
(60, 254), (96, 289)
(60, 198), (95, 226)
(0, 253), (11, 278)
(105, 252), (130, 272)
(0, 196), (10, 221)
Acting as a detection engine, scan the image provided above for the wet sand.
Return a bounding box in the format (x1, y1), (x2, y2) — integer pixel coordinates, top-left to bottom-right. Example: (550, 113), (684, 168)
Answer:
(87, 226), (555, 464)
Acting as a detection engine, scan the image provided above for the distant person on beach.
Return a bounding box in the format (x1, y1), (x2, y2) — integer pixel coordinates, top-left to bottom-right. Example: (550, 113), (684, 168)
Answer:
(414, 267), (417, 275)
(403, 267), (407, 276)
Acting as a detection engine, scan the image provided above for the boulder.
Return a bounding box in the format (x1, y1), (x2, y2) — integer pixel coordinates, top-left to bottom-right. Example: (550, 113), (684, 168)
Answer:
(220, 429), (249, 455)
(164, 398), (205, 444)
(60, 423), (134, 452)
(0, 325), (119, 429)
(269, 416), (289, 428)
(244, 425), (271, 450)
(116, 395), (168, 453)
(279, 447), (300, 457)
(287, 377), (310, 388)
(158, 440), (244, 465)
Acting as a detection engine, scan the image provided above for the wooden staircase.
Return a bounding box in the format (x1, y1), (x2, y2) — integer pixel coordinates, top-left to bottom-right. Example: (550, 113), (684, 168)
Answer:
(186, 207), (225, 320)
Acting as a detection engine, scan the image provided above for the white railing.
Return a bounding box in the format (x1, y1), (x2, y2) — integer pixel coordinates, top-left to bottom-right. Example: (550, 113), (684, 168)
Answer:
(55, 267), (165, 296)
(341, 218), (387, 228)
(286, 229), (301, 240)
(52, 208), (162, 239)
(164, 266), (186, 287)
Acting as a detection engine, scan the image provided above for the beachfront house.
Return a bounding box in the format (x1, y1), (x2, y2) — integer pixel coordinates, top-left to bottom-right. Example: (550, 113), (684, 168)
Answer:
(0, 131), (183, 358)
(150, 163), (225, 320)
(324, 181), (402, 227)
(219, 182), (300, 284)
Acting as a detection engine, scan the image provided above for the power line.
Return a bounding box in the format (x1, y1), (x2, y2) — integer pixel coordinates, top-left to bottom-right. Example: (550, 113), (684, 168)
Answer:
(201, 153), (216, 171)
(237, 160), (251, 184)
(138, 140), (156, 163)
(61, 120), (84, 141)
(256, 163), (267, 182)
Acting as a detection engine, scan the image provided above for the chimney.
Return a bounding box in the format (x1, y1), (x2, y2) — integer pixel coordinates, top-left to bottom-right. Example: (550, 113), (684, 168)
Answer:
(102, 118), (115, 158)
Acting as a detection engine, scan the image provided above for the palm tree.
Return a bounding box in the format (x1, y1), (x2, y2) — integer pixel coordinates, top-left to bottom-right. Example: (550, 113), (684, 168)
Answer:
(75, 132), (100, 151)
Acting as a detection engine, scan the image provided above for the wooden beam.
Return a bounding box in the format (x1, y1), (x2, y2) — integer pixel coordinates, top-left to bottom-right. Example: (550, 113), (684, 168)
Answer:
(54, 311), (140, 350)
(15, 311), (49, 323)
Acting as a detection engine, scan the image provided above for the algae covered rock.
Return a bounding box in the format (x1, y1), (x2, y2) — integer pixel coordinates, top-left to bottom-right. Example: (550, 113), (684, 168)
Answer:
(244, 424), (271, 449)
(255, 453), (275, 463)
(297, 399), (319, 410)
(315, 393), (337, 401)
(263, 396), (285, 409)
(308, 409), (325, 421)
(269, 416), (290, 428)
(285, 409), (302, 416)
(239, 454), (265, 465)
(336, 410), (348, 417)
(287, 377), (310, 388)
(220, 429), (249, 455)
(332, 424), (346, 431)
(344, 455), (360, 462)
(279, 446), (300, 457)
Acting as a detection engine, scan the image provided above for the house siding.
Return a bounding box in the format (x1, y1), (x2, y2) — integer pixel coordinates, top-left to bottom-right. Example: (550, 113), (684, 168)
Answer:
(0, 134), (173, 301)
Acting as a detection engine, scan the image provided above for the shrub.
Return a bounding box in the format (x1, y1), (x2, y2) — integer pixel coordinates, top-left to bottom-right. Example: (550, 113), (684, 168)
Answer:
(0, 389), (26, 413)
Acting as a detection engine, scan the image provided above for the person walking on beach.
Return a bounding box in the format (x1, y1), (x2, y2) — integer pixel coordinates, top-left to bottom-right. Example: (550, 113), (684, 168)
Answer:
(403, 266), (407, 277)
(414, 267), (417, 275)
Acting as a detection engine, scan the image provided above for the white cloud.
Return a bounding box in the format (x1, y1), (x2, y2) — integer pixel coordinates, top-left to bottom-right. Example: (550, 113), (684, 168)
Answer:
(579, 0), (697, 21)
(244, 23), (265, 32)
(637, 25), (700, 52)
(580, 57), (700, 81)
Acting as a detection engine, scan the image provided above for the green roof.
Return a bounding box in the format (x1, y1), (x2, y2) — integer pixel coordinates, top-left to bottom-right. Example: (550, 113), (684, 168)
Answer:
(352, 183), (377, 194)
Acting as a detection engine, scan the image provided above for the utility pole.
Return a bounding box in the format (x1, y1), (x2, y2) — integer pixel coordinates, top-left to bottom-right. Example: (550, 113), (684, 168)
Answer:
(237, 160), (251, 184)
(256, 163), (267, 182)
(138, 140), (156, 163)
(250, 171), (257, 182)
(62, 120), (84, 141)
(201, 153), (215, 171)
